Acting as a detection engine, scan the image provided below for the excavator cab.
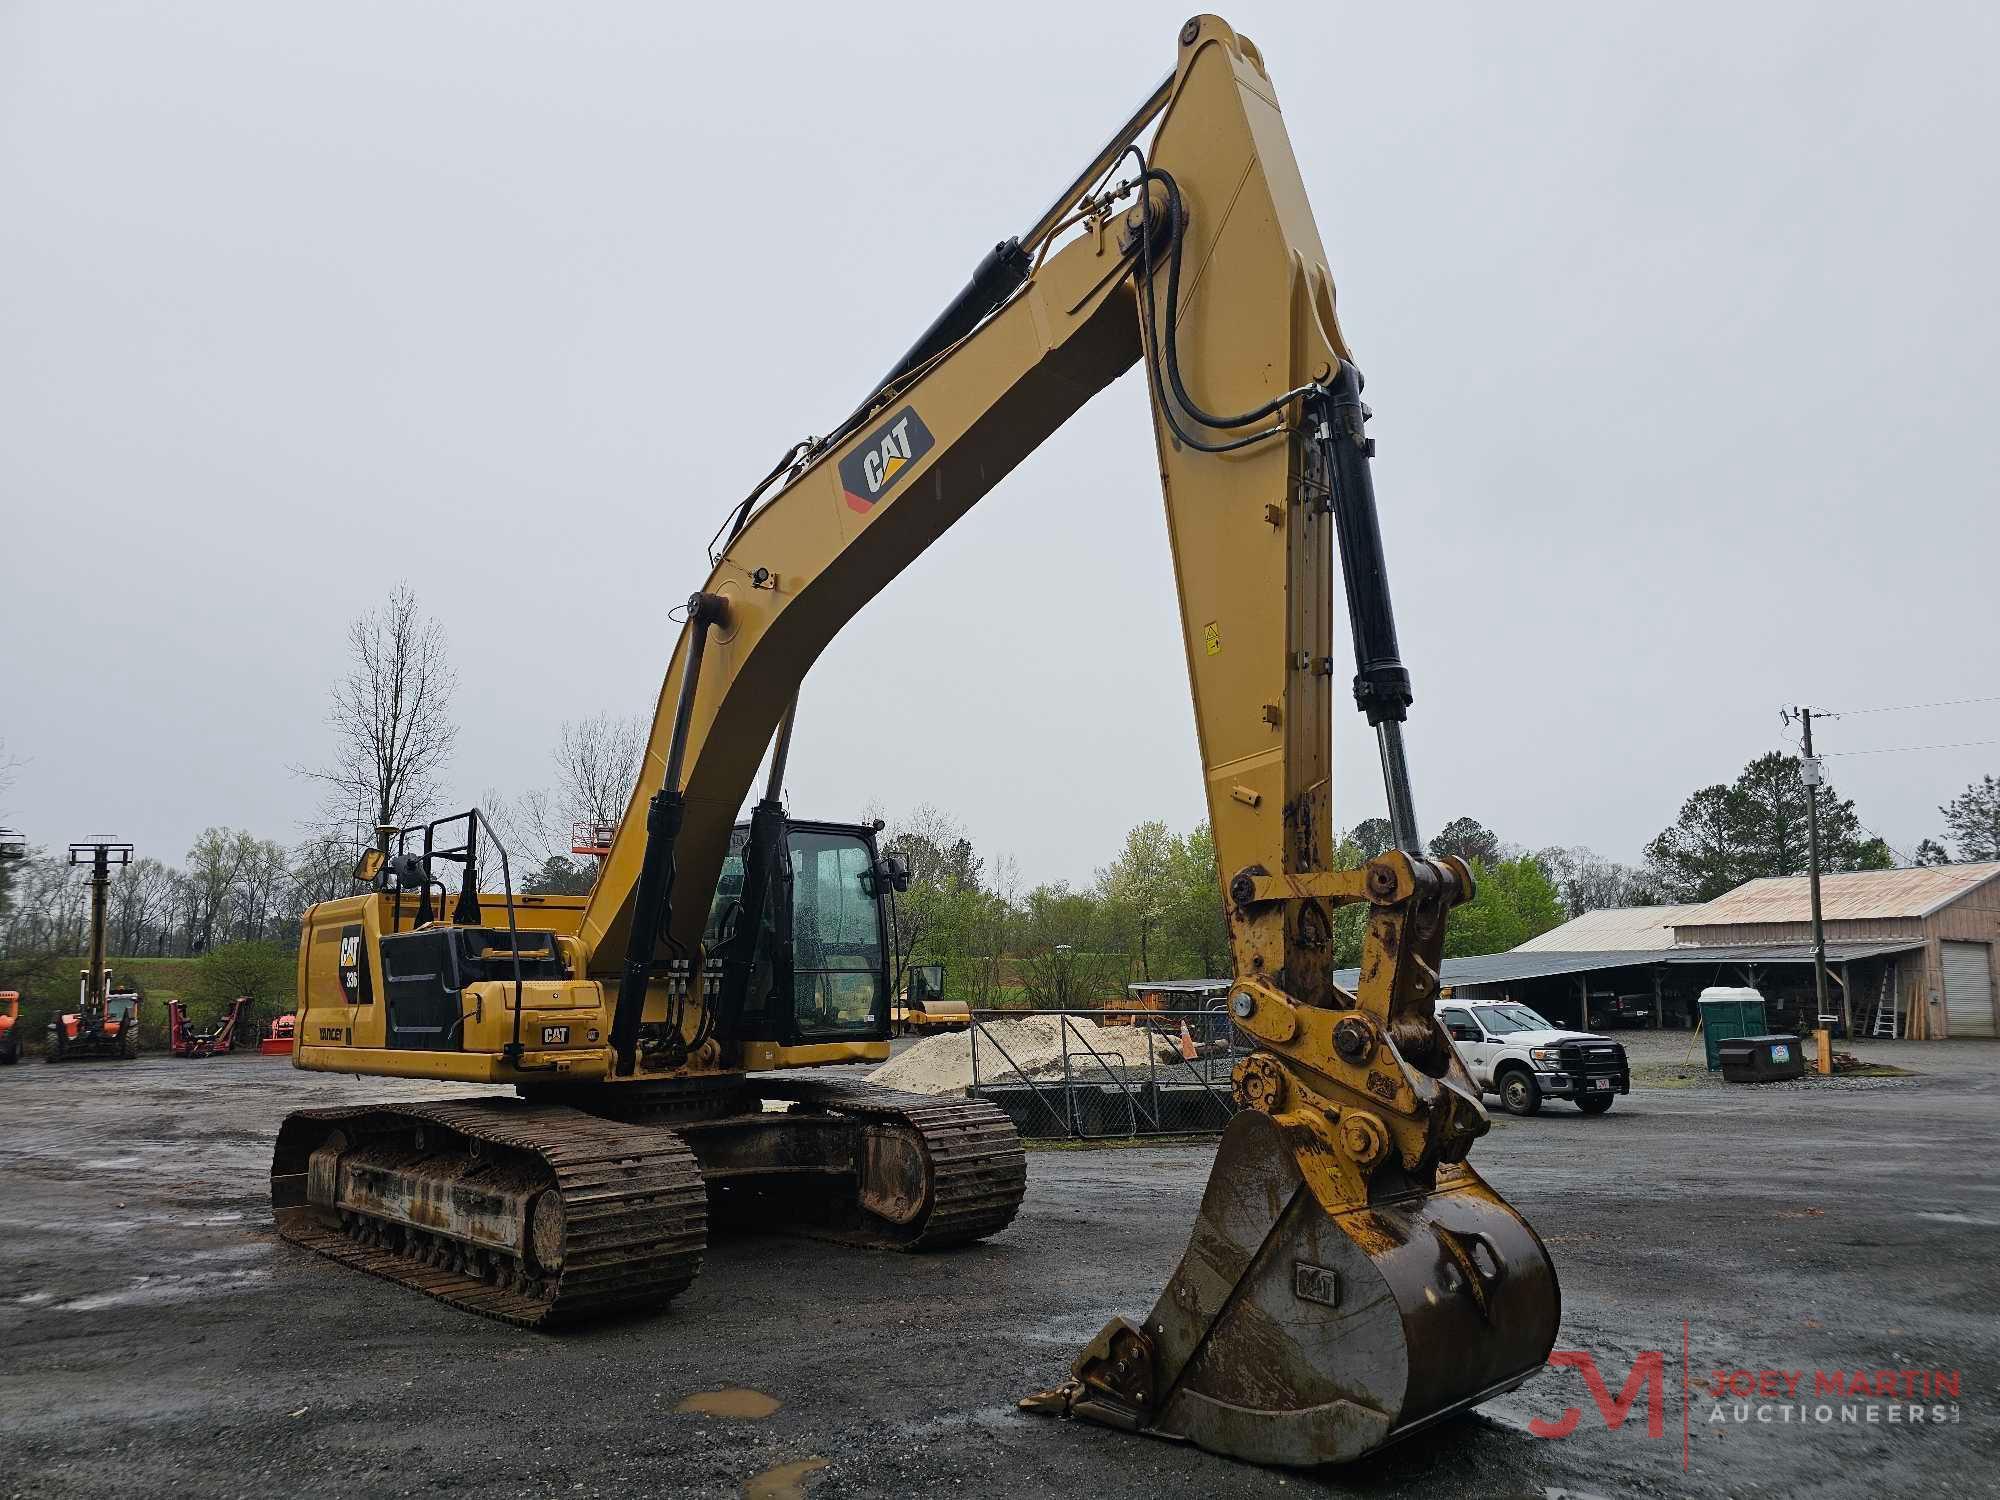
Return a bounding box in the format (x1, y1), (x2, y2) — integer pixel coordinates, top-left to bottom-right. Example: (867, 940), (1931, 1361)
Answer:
(704, 817), (894, 1048)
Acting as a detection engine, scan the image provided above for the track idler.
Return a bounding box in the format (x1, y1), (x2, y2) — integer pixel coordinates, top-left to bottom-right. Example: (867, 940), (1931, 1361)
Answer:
(1024, 853), (1560, 1467)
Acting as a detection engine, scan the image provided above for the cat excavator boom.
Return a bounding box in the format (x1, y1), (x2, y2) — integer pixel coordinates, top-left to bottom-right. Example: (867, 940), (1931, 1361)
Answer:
(273, 15), (1557, 1468)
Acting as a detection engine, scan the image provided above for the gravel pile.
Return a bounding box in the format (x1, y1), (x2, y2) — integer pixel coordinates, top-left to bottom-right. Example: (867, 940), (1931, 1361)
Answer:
(868, 1015), (1179, 1096)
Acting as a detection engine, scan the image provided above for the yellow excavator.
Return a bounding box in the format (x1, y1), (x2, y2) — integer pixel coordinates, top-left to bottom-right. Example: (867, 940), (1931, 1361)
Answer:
(273, 15), (1558, 1468)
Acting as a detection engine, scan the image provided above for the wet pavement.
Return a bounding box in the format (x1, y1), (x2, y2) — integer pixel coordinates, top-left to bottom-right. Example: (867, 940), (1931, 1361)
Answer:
(1, 1040), (1996, 1498)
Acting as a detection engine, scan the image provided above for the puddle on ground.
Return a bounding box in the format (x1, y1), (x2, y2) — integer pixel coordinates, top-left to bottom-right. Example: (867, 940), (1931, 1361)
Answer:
(54, 1268), (272, 1313)
(743, 1458), (827, 1500)
(676, 1388), (781, 1419)
(1918, 1209), (2000, 1226)
(896, 1403), (1026, 1440)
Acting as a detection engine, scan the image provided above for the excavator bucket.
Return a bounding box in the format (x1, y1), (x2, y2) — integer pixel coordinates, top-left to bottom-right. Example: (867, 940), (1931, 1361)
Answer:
(1026, 1109), (1559, 1466)
(1025, 854), (1561, 1467)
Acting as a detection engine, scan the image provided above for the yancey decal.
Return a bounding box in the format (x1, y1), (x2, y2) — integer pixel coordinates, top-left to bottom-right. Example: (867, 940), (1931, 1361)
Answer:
(838, 406), (934, 514)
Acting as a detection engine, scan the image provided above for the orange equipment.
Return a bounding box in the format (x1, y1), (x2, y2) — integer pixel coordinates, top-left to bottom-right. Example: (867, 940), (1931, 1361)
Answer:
(0, 992), (20, 1065)
(47, 840), (139, 1063)
(259, 1013), (297, 1056)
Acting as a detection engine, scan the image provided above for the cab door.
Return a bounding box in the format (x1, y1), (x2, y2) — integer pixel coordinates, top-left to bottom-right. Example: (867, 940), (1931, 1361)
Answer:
(784, 825), (889, 1044)
(1439, 1006), (1493, 1087)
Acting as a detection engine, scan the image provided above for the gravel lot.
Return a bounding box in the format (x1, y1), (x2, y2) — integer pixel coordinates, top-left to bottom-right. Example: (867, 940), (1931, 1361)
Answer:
(2, 1038), (1996, 1499)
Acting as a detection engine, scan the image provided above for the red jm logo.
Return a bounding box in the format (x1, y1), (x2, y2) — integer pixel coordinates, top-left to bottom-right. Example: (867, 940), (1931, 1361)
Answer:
(1530, 1350), (1668, 1440)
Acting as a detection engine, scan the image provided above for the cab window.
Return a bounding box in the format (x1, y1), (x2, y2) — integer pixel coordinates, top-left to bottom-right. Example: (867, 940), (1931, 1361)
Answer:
(789, 829), (882, 1033)
(704, 832), (748, 946)
(1439, 1007), (1480, 1043)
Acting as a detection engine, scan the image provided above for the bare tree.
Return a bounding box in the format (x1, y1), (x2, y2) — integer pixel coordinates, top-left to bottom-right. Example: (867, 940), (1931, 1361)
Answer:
(554, 713), (647, 837)
(481, 785), (566, 874)
(182, 828), (257, 953)
(1534, 845), (1652, 917)
(289, 832), (362, 912)
(0, 740), (23, 919)
(0, 856), (86, 958)
(300, 584), (457, 853)
(228, 837), (293, 943)
(110, 858), (178, 954)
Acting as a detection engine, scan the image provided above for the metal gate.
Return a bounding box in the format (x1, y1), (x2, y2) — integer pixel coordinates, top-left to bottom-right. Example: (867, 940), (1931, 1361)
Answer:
(966, 1008), (1248, 1139)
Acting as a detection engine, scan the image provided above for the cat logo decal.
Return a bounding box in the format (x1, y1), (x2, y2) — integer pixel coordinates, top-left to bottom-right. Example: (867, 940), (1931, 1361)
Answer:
(838, 407), (934, 513)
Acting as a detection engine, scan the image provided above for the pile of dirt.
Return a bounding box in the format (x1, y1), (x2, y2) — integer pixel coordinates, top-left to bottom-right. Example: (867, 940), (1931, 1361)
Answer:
(868, 1015), (1178, 1096)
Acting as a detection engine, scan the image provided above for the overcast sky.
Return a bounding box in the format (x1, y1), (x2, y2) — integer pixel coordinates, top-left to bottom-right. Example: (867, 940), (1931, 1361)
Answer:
(3, 1), (1996, 885)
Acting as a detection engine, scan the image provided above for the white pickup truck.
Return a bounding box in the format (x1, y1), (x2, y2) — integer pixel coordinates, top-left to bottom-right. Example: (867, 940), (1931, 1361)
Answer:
(1437, 999), (1631, 1116)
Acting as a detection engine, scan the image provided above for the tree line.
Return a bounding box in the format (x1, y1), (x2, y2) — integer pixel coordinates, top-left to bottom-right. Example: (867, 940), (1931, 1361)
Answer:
(4, 584), (1994, 1002)
(0, 829), (351, 960)
(872, 753), (2000, 998)
(875, 805), (1580, 1005)
(1640, 752), (2000, 903)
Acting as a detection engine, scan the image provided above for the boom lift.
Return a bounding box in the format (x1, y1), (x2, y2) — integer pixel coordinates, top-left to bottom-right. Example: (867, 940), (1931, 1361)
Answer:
(47, 840), (139, 1063)
(272, 15), (1558, 1467)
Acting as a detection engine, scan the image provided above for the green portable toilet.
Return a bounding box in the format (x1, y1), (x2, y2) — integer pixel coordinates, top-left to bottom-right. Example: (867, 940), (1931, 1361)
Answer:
(1698, 987), (1769, 1070)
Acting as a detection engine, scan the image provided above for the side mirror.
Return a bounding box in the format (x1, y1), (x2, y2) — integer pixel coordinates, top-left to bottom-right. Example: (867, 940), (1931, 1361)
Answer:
(353, 848), (386, 883)
(868, 854), (910, 895)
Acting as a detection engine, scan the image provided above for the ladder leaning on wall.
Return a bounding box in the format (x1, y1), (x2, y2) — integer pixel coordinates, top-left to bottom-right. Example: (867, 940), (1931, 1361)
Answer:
(1870, 962), (1900, 1039)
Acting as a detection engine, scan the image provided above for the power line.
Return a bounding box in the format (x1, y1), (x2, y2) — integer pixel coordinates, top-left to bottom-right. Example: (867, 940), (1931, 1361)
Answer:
(1848, 816), (1917, 868)
(1819, 736), (2000, 759)
(1821, 693), (2000, 719)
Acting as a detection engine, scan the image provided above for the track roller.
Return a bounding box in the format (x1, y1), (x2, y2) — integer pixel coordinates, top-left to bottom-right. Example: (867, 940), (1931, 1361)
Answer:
(272, 1097), (707, 1328)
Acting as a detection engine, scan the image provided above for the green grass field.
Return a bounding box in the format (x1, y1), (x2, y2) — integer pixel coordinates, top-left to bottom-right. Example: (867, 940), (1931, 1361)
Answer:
(2, 950), (285, 1055)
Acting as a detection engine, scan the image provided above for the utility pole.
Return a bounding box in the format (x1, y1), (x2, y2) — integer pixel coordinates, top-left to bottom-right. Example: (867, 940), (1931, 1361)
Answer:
(1797, 709), (1833, 1046)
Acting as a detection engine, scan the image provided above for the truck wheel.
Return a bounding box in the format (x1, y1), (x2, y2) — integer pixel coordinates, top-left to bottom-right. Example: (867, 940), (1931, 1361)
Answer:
(1577, 1094), (1615, 1115)
(1497, 1069), (1542, 1116)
